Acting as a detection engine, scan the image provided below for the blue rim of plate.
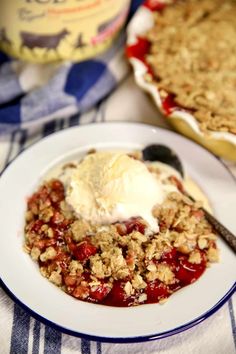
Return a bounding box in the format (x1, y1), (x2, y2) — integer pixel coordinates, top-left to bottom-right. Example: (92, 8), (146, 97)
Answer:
(1, 278), (235, 343)
(0, 122), (235, 343)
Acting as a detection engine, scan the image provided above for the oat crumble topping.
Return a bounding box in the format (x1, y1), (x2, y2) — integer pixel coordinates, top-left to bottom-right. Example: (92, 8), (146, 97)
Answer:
(24, 154), (219, 307)
(145, 0), (236, 134)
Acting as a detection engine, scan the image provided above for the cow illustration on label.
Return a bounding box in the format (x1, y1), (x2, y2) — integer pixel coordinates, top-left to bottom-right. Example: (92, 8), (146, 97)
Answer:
(0, 28), (12, 46)
(20, 28), (70, 55)
(0, 0), (131, 62)
(74, 33), (87, 49)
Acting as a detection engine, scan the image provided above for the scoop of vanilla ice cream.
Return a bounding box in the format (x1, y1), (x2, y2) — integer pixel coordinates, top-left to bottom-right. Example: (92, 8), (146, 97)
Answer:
(64, 152), (178, 232)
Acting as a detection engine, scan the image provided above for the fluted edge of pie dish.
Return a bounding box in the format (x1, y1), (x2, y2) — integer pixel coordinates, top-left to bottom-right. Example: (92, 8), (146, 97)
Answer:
(126, 4), (236, 161)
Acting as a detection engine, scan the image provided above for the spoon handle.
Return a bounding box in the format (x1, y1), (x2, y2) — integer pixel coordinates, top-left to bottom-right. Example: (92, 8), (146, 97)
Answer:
(202, 208), (236, 254)
(186, 192), (236, 254)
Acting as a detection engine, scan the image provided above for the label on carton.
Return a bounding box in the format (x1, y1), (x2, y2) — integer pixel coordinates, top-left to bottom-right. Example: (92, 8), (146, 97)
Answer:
(0, 0), (130, 63)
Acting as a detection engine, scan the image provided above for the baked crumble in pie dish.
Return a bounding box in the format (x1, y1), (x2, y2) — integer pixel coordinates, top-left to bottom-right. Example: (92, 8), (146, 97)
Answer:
(24, 150), (219, 307)
(126, 0), (236, 161)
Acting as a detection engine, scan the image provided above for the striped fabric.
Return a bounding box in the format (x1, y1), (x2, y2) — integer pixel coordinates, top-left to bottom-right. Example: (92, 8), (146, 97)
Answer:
(0, 78), (235, 353)
(0, 33), (127, 136)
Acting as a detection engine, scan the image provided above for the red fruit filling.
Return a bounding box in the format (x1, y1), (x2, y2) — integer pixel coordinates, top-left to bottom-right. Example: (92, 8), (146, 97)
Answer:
(25, 177), (217, 307)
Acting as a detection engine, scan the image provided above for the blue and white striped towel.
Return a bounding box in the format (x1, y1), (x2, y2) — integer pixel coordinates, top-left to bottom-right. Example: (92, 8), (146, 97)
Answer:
(0, 0), (143, 136)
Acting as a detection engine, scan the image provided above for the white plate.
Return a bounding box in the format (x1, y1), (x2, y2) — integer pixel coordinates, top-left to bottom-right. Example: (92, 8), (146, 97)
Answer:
(0, 122), (235, 343)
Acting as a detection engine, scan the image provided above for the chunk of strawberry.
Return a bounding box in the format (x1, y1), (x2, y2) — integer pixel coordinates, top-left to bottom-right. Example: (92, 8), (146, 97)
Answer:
(126, 252), (135, 268)
(90, 283), (111, 302)
(50, 180), (65, 203)
(72, 285), (89, 299)
(146, 281), (169, 303)
(103, 281), (133, 307)
(143, 0), (167, 12)
(125, 218), (146, 234)
(64, 274), (77, 287)
(51, 211), (64, 225)
(33, 238), (56, 250)
(161, 248), (177, 261)
(74, 240), (97, 262)
(55, 252), (71, 271)
(38, 186), (50, 203)
(175, 257), (206, 285)
(51, 179), (64, 193)
(29, 219), (44, 233)
(116, 223), (127, 236)
(191, 210), (204, 221)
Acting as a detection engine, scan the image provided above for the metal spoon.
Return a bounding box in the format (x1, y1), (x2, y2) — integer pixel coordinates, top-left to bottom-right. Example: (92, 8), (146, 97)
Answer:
(142, 144), (236, 253)
(142, 144), (184, 177)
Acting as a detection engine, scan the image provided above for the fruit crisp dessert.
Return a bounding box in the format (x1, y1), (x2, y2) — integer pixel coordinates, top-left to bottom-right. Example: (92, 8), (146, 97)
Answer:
(144, 0), (236, 135)
(24, 150), (219, 307)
